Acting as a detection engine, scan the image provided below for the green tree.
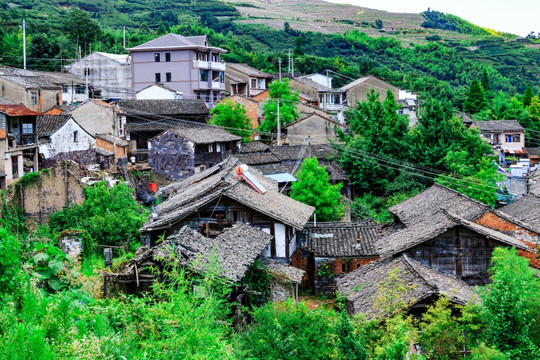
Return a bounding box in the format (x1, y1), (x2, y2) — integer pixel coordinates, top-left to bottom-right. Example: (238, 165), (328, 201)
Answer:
(464, 78), (489, 114)
(29, 34), (60, 71)
(290, 157), (344, 221)
(481, 68), (492, 93)
(209, 99), (252, 141)
(260, 78), (299, 135)
(49, 181), (149, 246)
(375, 19), (383, 29)
(337, 89), (410, 194)
(63, 7), (101, 46)
(523, 84), (535, 107)
(478, 248), (540, 359)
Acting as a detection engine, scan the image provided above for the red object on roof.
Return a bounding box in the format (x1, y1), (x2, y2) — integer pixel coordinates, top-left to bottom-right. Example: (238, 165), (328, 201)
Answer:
(503, 147), (527, 155)
(0, 104), (41, 116)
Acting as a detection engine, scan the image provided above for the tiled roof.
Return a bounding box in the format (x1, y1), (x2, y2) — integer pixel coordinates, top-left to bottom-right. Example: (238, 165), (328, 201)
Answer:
(474, 120), (524, 133)
(498, 194), (540, 234)
(127, 33), (225, 52)
(377, 211), (529, 257)
(301, 221), (381, 257)
(117, 99), (209, 116)
(166, 122), (241, 144)
(260, 258), (304, 284)
(95, 133), (129, 146)
(226, 63), (273, 78)
(0, 75), (59, 90)
(235, 152), (280, 165)
(269, 144), (335, 161)
(142, 157), (315, 232)
(337, 254), (475, 318)
(293, 76), (334, 92)
(389, 184), (489, 227)
(95, 52), (131, 64)
(240, 141), (269, 153)
(32, 71), (85, 85)
(0, 104), (41, 116)
(157, 222), (273, 282)
(338, 76), (370, 91)
(37, 115), (73, 136)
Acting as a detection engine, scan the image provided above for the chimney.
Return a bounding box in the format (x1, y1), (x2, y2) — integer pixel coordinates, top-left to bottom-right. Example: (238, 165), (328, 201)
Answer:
(345, 205), (351, 223)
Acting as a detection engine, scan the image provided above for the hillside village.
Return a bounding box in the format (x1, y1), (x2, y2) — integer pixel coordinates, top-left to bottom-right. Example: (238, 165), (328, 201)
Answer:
(1, 5), (540, 359)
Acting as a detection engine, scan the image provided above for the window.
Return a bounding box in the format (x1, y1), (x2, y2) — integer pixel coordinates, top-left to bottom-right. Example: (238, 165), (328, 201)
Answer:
(200, 70), (208, 82)
(166, 72), (171, 82)
(196, 92), (201, 100)
(75, 86), (85, 94)
(342, 264), (346, 272)
(251, 79), (256, 89)
(506, 134), (521, 143)
(22, 123), (33, 134)
(154, 53), (160, 62)
(155, 73), (161, 83)
(211, 54), (219, 62)
(31, 92), (37, 105)
(213, 92), (218, 102)
(73, 131), (78, 143)
(219, 72), (225, 83)
(165, 53), (171, 62)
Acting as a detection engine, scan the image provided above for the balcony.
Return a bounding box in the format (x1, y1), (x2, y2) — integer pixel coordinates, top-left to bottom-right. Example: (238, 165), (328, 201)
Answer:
(193, 60), (226, 71)
(212, 82), (225, 90)
(321, 103), (344, 112)
(7, 133), (38, 150)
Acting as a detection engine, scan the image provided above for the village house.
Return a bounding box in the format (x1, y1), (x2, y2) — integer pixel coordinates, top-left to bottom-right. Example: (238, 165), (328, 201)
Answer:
(292, 220), (381, 294)
(31, 71), (90, 105)
(37, 114), (96, 168)
(282, 112), (345, 146)
(223, 95), (260, 130)
(0, 67), (61, 113)
(66, 52), (132, 100)
(0, 103), (40, 189)
(339, 76), (400, 106)
(225, 63), (273, 97)
(473, 120), (527, 162)
(289, 76), (346, 122)
(140, 156), (315, 263)
(116, 99), (209, 162)
(337, 254), (475, 318)
(95, 133), (129, 168)
(66, 99), (126, 138)
(136, 83), (183, 100)
(147, 122), (241, 181)
(128, 33), (226, 106)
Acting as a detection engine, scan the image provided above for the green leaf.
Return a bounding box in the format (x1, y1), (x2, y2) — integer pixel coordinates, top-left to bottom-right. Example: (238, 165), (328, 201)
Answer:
(33, 253), (50, 263)
(48, 279), (63, 291)
(48, 259), (65, 273)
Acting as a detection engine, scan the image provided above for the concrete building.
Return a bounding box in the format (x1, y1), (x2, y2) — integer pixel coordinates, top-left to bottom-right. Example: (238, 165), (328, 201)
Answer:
(128, 33), (226, 107)
(225, 63), (273, 97)
(289, 76), (345, 123)
(136, 83), (183, 100)
(283, 113), (345, 146)
(0, 103), (40, 189)
(339, 76), (399, 106)
(66, 52), (132, 100)
(0, 67), (61, 113)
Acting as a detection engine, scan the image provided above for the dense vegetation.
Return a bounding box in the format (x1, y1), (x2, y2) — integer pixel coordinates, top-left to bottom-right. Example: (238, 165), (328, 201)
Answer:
(420, 9), (491, 36)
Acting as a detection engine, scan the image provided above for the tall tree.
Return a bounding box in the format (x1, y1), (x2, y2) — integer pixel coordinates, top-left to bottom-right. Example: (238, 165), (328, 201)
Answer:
(209, 99), (252, 141)
(463, 78), (489, 114)
(260, 78), (299, 135)
(290, 157), (344, 221)
(63, 7), (101, 47)
(523, 84), (535, 107)
(337, 89), (410, 194)
(481, 68), (492, 93)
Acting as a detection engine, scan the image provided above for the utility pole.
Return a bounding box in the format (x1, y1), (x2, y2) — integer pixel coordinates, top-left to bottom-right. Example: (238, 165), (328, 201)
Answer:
(288, 50), (291, 73)
(123, 26), (126, 48)
(22, 19), (26, 69)
(291, 58), (294, 78)
(276, 99), (281, 146)
(326, 69), (330, 88)
(278, 58), (282, 81)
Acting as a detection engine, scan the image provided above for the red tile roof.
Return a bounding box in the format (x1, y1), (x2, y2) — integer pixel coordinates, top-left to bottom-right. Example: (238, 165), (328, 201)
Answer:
(0, 104), (41, 116)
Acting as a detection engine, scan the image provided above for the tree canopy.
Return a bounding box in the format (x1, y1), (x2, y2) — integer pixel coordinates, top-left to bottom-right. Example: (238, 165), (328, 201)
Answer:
(209, 99), (252, 141)
(260, 78), (299, 136)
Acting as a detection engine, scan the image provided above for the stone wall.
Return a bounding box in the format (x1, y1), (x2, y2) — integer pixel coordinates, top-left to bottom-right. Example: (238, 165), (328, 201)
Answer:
(42, 149), (97, 169)
(148, 131), (195, 181)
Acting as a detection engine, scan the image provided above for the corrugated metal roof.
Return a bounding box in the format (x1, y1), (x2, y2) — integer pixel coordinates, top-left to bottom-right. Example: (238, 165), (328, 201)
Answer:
(0, 104), (41, 116)
(265, 173), (297, 183)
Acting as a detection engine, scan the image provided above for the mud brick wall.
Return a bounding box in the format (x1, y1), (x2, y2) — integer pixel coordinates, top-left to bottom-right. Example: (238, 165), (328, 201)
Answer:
(475, 211), (540, 245)
(148, 132), (194, 181)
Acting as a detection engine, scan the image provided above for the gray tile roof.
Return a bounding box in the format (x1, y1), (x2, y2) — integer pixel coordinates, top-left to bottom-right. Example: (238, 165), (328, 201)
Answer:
(377, 210), (530, 257)
(142, 156), (315, 232)
(250, 160), (348, 182)
(301, 221), (381, 257)
(235, 152), (280, 165)
(37, 115), (73, 136)
(157, 222), (273, 282)
(166, 122), (241, 144)
(226, 63), (273, 78)
(240, 141), (268, 153)
(117, 99), (209, 116)
(95, 133), (129, 146)
(32, 71), (85, 85)
(293, 76), (334, 92)
(498, 194), (540, 234)
(473, 120), (524, 133)
(0, 75), (59, 90)
(128, 33), (224, 52)
(260, 258), (304, 284)
(269, 144), (335, 161)
(338, 76), (370, 91)
(336, 254), (476, 318)
(389, 184), (489, 227)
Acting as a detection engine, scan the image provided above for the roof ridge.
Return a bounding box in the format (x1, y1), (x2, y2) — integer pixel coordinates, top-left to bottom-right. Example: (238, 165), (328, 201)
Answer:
(401, 254), (438, 292)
